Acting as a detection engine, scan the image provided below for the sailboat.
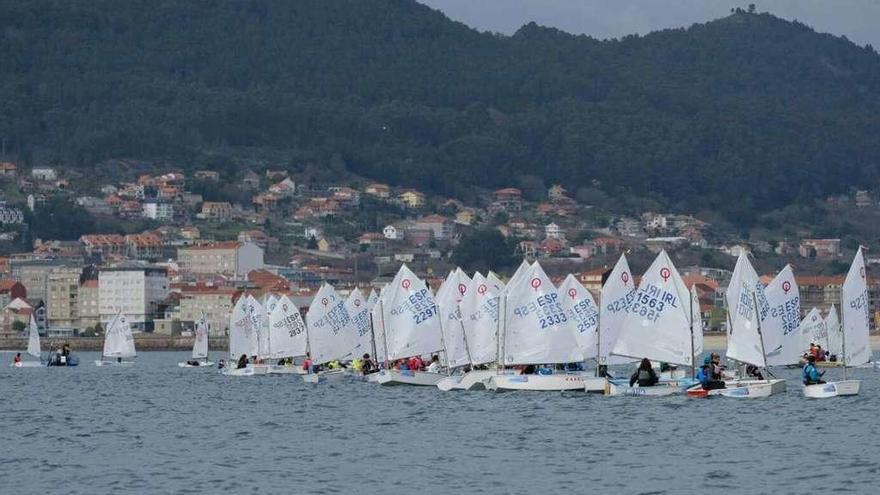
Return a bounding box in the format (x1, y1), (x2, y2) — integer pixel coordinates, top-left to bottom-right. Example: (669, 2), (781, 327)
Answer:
(178, 313), (214, 367)
(303, 283), (357, 384)
(700, 253), (786, 398)
(437, 271), (512, 391)
(94, 312), (136, 366)
(557, 274), (608, 392)
(486, 262), (587, 391)
(799, 307), (828, 361)
(804, 247), (871, 398)
(606, 250), (699, 396)
(223, 294), (263, 376)
(435, 268), (472, 373)
(10, 315), (43, 367)
(265, 294), (309, 374)
(373, 264), (447, 386)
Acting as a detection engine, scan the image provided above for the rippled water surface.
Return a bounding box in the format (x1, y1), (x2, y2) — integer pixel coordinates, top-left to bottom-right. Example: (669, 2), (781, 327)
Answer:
(1, 351), (878, 494)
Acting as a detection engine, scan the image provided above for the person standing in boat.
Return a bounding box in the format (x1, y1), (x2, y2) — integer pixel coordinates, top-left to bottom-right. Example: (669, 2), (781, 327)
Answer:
(802, 355), (825, 385)
(629, 358), (659, 387)
(302, 353), (313, 373)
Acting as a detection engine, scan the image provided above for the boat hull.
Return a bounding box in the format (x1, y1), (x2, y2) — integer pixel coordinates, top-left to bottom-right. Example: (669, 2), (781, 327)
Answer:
(689, 379), (787, 398)
(486, 373), (589, 392)
(302, 370), (348, 384)
(178, 361), (215, 368)
(267, 364), (306, 375)
(606, 378), (698, 397)
(437, 370), (508, 391)
(803, 380), (861, 398)
(221, 364), (266, 376)
(375, 369), (445, 386)
(94, 360), (135, 367)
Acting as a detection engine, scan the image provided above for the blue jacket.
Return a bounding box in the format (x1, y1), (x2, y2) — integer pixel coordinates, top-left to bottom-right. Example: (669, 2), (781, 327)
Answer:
(696, 366), (709, 385)
(802, 363), (822, 383)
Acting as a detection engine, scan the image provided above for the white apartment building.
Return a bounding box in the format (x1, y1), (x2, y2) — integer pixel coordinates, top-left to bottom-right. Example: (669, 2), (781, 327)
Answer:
(99, 266), (169, 326)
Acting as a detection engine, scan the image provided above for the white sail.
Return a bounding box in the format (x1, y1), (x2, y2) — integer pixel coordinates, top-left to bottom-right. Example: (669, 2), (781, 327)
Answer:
(841, 247), (872, 366)
(229, 295), (258, 359)
(690, 285), (704, 359)
(102, 312), (136, 358)
(370, 289), (388, 363)
(724, 253), (767, 367)
(558, 274), (599, 360)
(486, 271), (506, 292)
(263, 294), (278, 356)
(599, 254), (637, 364)
(27, 315), (41, 358)
(366, 289), (379, 311)
(504, 260), (532, 294)
(383, 264), (444, 360)
(192, 313), (209, 359)
(436, 268), (472, 368)
(502, 262), (581, 365)
(825, 305), (843, 359)
(612, 250), (694, 367)
(306, 284), (356, 365)
(268, 295), (308, 358)
(800, 308), (827, 353)
(345, 288), (372, 358)
(763, 265), (802, 366)
(460, 272), (502, 366)
(246, 295), (268, 359)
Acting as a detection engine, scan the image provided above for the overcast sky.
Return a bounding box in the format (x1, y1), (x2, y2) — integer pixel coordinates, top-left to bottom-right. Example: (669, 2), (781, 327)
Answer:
(418, 0), (880, 48)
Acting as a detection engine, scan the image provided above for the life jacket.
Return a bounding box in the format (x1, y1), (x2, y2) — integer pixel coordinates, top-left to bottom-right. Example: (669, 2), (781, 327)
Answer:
(638, 370), (652, 381)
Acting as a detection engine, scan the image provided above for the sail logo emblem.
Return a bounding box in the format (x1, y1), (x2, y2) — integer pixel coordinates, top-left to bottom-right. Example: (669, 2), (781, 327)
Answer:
(354, 299), (362, 307)
(530, 278), (542, 291)
(477, 284), (487, 294)
(282, 304), (288, 312)
(622, 272), (629, 285)
(458, 283), (467, 296)
(660, 268), (671, 282)
(782, 281), (791, 294)
(568, 288), (578, 300)
(402, 279), (411, 289)
(321, 298), (329, 307)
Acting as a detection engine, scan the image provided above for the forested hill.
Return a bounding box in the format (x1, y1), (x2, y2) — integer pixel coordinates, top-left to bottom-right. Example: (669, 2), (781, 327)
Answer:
(2, 0), (880, 224)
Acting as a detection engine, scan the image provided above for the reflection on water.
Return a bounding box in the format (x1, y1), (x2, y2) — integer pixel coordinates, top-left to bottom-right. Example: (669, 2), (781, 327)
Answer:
(1, 352), (878, 494)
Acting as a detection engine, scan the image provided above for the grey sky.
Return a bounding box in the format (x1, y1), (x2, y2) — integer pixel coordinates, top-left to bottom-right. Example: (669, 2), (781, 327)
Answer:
(418, 0), (880, 48)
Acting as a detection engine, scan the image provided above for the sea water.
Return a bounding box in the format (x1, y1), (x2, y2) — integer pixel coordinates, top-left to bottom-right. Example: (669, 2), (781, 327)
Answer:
(1, 351), (877, 494)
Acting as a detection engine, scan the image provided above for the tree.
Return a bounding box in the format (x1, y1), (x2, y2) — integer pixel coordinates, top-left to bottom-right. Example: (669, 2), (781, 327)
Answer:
(452, 228), (517, 273)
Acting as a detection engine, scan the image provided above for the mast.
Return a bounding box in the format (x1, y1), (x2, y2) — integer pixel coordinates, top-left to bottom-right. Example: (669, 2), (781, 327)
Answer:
(496, 293), (507, 372)
(840, 295), (847, 381)
(595, 309), (603, 377)
(458, 317), (474, 369)
(368, 310), (378, 365)
(752, 292), (769, 370)
(378, 298), (390, 370)
(689, 287), (695, 379)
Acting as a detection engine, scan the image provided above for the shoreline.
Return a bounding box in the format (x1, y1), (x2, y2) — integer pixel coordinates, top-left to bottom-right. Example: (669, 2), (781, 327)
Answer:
(2, 334), (879, 352)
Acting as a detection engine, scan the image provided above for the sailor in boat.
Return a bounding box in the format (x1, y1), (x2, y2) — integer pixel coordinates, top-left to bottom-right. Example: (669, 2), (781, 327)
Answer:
(360, 354), (376, 375)
(302, 353), (313, 373)
(407, 355), (424, 371)
(13, 352), (21, 365)
(815, 345), (827, 362)
(537, 364), (553, 375)
(697, 357), (725, 390)
(745, 364), (764, 380)
(236, 354), (249, 369)
(217, 359), (226, 369)
(629, 358), (659, 387)
(426, 355), (441, 373)
(116, 357), (122, 364)
(186, 359), (201, 367)
(802, 355), (826, 385)
(710, 353), (725, 380)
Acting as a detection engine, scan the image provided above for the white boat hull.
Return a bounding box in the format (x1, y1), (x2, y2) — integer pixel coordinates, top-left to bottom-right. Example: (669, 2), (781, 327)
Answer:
(9, 361), (43, 368)
(221, 364), (266, 376)
(302, 370), (348, 384)
(712, 379), (786, 398)
(94, 360), (135, 367)
(267, 364), (306, 375)
(803, 380), (861, 398)
(486, 373), (589, 392)
(606, 378), (698, 397)
(375, 369), (445, 386)
(437, 370), (506, 391)
(178, 361), (215, 368)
